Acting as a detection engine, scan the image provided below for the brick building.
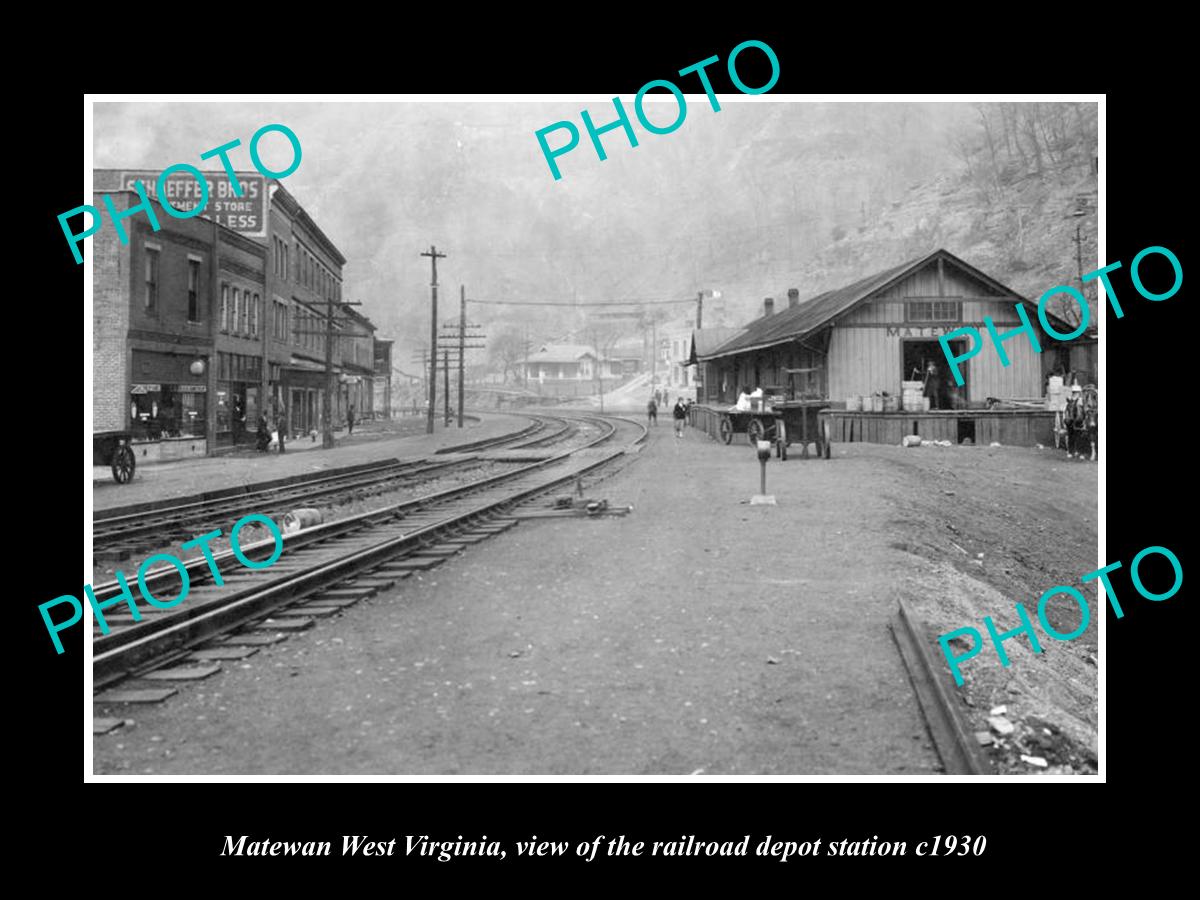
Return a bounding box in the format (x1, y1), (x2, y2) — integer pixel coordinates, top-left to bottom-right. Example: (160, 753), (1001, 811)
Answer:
(270, 187), (348, 438)
(92, 189), (269, 458)
(92, 170), (382, 453)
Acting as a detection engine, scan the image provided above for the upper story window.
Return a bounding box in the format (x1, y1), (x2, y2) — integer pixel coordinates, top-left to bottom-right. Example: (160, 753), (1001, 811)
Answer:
(187, 259), (200, 322)
(232, 288), (241, 334)
(250, 293), (260, 338)
(221, 284), (230, 332)
(144, 248), (159, 313)
(905, 300), (963, 322)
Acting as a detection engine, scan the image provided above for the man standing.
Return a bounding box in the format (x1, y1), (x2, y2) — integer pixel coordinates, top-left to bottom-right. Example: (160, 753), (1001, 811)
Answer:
(347, 405), (356, 436)
(923, 361), (941, 410)
(647, 395), (658, 426)
(231, 395), (245, 445)
(673, 397), (687, 438)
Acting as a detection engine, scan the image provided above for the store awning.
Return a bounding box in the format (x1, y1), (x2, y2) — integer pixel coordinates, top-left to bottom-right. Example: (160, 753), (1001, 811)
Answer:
(285, 358), (341, 374)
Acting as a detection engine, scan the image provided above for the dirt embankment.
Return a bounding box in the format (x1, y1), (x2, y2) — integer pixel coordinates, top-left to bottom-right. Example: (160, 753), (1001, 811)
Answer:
(878, 442), (1098, 774)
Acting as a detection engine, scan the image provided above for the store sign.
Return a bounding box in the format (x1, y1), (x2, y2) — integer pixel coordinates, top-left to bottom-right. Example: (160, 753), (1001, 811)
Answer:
(118, 170), (266, 237)
(131, 383), (206, 393)
(886, 325), (974, 338)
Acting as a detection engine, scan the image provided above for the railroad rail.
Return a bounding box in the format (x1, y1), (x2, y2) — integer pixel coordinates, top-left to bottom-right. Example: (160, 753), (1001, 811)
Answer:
(889, 598), (992, 775)
(92, 414), (646, 694)
(92, 414), (574, 558)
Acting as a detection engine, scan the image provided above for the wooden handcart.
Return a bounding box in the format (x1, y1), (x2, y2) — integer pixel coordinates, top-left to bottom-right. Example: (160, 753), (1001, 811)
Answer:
(770, 400), (832, 460)
(93, 430), (137, 484)
(716, 407), (780, 447)
(715, 401), (832, 459)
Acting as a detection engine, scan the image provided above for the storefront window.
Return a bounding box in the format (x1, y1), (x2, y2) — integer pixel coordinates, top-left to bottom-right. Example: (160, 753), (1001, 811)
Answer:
(131, 384), (206, 438)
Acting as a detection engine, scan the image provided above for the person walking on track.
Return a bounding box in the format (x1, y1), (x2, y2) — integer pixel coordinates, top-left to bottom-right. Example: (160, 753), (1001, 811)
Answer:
(647, 396), (658, 426)
(672, 397), (686, 437)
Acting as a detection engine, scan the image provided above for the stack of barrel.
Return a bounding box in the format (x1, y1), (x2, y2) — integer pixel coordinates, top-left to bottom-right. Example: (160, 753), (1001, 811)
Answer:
(901, 380), (926, 412)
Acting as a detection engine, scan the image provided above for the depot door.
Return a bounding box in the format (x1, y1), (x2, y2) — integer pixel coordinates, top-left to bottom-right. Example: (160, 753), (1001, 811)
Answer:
(902, 339), (968, 409)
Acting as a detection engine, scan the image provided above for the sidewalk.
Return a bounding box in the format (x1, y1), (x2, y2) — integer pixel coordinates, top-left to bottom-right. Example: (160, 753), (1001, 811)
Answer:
(92, 413), (530, 513)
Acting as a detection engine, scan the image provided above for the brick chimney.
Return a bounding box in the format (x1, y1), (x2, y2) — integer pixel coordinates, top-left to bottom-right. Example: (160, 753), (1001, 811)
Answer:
(788, 288), (799, 308)
(763, 297), (775, 317)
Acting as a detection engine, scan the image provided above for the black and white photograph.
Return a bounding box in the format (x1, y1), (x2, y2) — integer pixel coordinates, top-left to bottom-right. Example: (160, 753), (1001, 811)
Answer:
(82, 94), (1104, 778)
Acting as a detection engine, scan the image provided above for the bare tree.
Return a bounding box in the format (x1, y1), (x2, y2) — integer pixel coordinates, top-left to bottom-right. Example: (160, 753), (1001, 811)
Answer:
(488, 328), (528, 385)
(1019, 105), (1044, 175)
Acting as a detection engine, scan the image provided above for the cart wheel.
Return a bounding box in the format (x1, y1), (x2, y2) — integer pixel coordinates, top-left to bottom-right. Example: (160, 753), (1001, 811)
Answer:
(112, 444), (136, 484)
(747, 418), (765, 445)
(719, 416), (733, 445)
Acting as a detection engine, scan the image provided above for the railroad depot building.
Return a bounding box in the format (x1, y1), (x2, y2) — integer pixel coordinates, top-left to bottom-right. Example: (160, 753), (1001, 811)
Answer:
(692, 249), (1086, 447)
(92, 170), (385, 457)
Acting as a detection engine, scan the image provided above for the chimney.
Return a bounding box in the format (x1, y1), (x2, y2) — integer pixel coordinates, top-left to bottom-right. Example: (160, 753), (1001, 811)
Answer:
(788, 288), (799, 308)
(763, 297), (775, 317)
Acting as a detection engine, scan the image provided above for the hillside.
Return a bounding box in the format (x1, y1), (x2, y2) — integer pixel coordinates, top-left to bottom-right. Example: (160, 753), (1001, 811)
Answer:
(703, 103), (1099, 328)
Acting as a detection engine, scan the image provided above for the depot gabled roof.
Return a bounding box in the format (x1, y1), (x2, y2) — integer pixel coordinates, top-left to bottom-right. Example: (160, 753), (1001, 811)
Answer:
(688, 326), (746, 365)
(698, 249), (1073, 361)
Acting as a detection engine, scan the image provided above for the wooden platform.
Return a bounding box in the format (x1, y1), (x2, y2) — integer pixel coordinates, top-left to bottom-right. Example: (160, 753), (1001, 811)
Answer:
(827, 409), (1055, 447)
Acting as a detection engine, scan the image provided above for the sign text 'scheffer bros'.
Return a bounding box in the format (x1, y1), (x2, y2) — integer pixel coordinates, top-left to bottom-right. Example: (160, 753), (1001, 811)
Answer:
(59, 122), (301, 263)
(117, 170), (265, 236)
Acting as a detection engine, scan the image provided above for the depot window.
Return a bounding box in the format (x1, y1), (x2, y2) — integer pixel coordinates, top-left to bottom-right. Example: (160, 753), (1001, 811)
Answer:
(905, 300), (962, 322)
(220, 284), (230, 332)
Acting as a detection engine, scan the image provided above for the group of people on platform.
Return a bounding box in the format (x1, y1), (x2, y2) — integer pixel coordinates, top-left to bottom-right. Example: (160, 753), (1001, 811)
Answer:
(647, 393), (692, 438)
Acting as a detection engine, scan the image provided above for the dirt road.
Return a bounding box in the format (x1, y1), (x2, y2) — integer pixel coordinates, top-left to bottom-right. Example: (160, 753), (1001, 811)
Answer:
(93, 424), (1096, 775)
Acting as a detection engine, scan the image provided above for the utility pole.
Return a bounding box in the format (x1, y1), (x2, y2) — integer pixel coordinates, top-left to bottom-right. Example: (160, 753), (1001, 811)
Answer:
(696, 290), (703, 330)
(261, 193), (273, 446)
(443, 347), (451, 426)
(523, 324), (530, 390)
(1073, 222), (1086, 307)
(590, 328), (602, 414)
(440, 308), (487, 427)
(651, 317), (658, 387)
(322, 291), (335, 448)
(458, 285), (466, 428)
(1068, 210), (1089, 328)
(420, 245), (445, 435)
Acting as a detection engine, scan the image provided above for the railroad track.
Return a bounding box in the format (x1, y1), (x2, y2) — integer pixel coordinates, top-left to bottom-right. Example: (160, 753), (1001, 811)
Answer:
(92, 414), (646, 704)
(92, 414), (575, 559)
(890, 598), (992, 775)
